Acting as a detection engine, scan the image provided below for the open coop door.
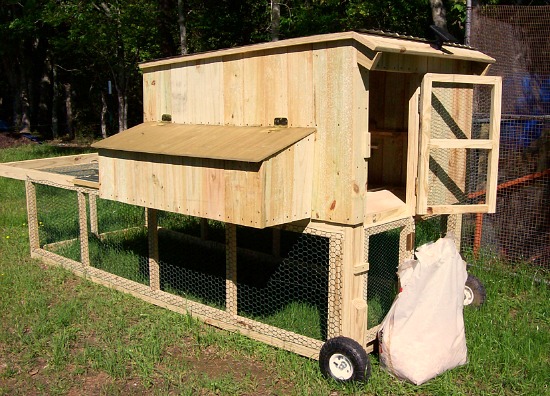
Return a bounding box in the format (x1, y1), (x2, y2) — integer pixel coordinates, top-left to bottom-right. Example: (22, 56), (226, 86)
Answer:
(417, 73), (502, 215)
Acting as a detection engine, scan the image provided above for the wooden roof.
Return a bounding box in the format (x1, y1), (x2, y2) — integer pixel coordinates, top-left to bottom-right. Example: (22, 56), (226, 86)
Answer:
(91, 122), (316, 162)
(140, 31), (495, 70)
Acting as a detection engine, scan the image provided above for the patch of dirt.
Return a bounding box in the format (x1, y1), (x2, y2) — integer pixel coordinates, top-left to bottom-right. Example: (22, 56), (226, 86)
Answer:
(0, 132), (35, 149)
(165, 343), (294, 395)
(66, 371), (113, 396)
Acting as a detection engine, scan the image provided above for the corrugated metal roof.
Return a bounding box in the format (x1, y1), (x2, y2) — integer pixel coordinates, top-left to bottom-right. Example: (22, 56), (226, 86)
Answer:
(92, 122), (316, 163)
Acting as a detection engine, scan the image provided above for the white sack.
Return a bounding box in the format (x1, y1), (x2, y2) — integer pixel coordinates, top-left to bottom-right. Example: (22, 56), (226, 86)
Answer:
(378, 236), (468, 385)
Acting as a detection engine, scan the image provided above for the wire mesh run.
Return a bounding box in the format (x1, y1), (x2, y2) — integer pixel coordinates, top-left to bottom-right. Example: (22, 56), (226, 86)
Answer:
(364, 218), (414, 331)
(29, 180), (346, 355)
(470, 5), (550, 268)
(234, 226), (340, 341)
(35, 183), (81, 261)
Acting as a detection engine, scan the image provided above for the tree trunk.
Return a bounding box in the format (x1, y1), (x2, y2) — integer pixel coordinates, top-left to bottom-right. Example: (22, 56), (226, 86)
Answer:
(64, 82), (74, 139)
(100, 90), (108, 138)
(19, 90), (31, 133)
(117, 90), (127, 132)
(271, 1), (281, 42)
(430, 0), (448, 30)
(177, 0), (188, 55)
(52, 65), (58, 139)
(38, 53), (52, 138)
(18, 73), (31, 134)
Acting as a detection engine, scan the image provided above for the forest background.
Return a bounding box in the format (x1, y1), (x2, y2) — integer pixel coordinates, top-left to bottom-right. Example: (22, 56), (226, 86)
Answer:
(1, 0), (548, 141)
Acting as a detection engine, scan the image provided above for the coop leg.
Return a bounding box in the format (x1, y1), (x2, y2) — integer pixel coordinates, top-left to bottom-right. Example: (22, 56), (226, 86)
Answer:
(226, 223), (237, 316)
(77, 191), (90, 266)
(25, 180), (40, 252)
(441, 214), (463, 251)
(340, 226), (367, 345)
(147, 208), (160, 291)
(89, 193), (99, 237)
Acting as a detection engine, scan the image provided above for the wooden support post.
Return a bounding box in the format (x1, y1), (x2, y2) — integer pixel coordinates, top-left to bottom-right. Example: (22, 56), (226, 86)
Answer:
(25, 180), (40, 252)
(77, 191), (90, 266)
(448, 214), (463, 251)
(89, 193), (98, 237)
(147, 208), (160, 291)
(340, 225), (366, 345)
(226, 223), (238, 315)
(327, 233), (342, 340)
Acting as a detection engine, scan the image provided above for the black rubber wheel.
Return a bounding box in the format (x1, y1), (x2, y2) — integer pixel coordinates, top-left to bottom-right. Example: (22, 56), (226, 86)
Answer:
(464, 274), (486, 307)
(319, 336), (371, 383)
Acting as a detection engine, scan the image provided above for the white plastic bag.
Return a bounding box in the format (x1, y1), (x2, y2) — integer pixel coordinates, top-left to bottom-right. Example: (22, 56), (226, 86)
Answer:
(378, 236), (468, 385)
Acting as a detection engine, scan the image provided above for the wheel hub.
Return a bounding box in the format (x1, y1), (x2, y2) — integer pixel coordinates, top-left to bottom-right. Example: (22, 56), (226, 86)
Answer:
(328, 353), (353, 380)
(464, 285), (474, 306)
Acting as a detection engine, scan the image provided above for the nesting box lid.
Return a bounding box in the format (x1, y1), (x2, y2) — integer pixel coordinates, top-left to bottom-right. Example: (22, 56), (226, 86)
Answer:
(92, 122), (316, 162)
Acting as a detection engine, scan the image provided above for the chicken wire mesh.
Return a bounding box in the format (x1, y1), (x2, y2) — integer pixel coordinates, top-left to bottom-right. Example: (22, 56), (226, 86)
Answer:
(469, 5), (550, 268)
(426, 82), (494, 207)
(364, 218), (413, 331)
(30, 180), (345, 352)
(35, 183), (81, 259)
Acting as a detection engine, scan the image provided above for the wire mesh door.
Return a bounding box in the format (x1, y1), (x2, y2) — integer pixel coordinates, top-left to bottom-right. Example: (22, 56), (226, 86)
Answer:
(417, 73), (502, 215)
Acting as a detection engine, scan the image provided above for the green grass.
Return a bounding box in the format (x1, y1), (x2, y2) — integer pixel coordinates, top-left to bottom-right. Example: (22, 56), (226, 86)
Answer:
(1, 144), (549, 395)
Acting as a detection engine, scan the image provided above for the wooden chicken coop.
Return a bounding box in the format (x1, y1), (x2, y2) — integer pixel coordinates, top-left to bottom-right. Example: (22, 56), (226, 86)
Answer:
(0, 31), (501, 382)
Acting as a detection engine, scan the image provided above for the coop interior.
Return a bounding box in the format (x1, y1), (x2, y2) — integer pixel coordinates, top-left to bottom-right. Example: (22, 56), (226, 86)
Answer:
(366, 71), (413, 215)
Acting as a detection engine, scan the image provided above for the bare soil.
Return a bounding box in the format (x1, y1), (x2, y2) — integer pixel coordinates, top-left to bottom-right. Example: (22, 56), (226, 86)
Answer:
(0, 132), (35, 149)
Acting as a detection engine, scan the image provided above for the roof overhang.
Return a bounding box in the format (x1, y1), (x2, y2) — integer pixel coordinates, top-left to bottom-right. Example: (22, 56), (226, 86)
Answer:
(139, 31), (495, 71)
(91, 122), (316, 162)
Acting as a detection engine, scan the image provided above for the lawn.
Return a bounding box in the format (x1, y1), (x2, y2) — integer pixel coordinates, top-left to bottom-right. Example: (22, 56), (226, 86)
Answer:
(0, 143), (548, 395)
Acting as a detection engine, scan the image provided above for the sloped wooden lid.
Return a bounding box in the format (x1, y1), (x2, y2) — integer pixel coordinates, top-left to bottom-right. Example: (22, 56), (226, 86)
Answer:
(92, 122), (315, 162)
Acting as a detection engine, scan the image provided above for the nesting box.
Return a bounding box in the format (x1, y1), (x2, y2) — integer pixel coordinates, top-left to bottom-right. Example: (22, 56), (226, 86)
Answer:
(0, 31), (502, 383)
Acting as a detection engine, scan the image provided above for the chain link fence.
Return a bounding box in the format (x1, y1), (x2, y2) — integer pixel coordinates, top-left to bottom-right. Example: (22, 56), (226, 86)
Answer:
(468, 5), (550, 269)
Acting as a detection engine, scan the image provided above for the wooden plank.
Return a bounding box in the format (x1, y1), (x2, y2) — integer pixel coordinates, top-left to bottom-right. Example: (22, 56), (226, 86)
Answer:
(264, 135), (314, 226)
(0, 153), (98, 170)
(92, 123), (315, 163)
(351, 55), (369, 222)
(287, 46), (315, 127)
(243, 51), (266, 126)
(486, 79), (502, 213)
(406, 75), (421, 214)
(77, 191), (90, 266)
(429, 139), (494, 149)
(417, 74), (435, 214)
(147, 208), (160, 291)
(89, 193), (98, 236)
(426, 204), (490, 215)
(223, 54), (244, 125)
(311, 43), (357, 224)
(25, 181), (40, 251)
(188, 58), (224, 125)
(340, 226), (367, 345)
(170, 65), (187, 123)
(262, 48), (288, 126)
(226, 224), (237, 315)
(143, 67), (158, 121)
